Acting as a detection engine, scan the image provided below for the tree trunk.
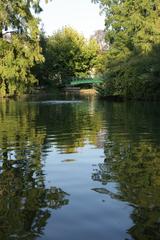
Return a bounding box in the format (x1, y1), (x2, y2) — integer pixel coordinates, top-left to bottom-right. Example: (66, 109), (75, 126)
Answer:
(0, 24), (3, 38)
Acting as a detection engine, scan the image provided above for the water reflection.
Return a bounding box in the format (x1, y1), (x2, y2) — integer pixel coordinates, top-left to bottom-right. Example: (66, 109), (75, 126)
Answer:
(34, 99), (104, 153)
(92, 102), (160, 240)
(0, 99), (160, 240)
(0, 100), (69, 240)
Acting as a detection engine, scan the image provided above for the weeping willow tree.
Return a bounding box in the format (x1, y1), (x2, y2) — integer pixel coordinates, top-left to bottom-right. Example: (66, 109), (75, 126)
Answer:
(0, 0), (47, 96)
(93, 0), (160, 99)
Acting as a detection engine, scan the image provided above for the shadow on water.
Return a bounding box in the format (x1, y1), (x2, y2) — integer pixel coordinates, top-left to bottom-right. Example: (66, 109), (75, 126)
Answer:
(92, 101), (160, 240)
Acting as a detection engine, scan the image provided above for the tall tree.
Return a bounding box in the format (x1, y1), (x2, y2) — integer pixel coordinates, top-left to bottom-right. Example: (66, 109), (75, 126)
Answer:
(93, 0), (160, 99)
(34, 27), (101, 86)
(0, 0), (45, 96)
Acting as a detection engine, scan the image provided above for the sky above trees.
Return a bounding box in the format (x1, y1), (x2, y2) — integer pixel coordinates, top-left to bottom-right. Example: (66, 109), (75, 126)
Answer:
(39, 0), (105, 38)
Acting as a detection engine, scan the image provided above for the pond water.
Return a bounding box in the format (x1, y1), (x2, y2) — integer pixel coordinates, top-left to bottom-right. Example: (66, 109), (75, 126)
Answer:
(0, 96), (160, 240)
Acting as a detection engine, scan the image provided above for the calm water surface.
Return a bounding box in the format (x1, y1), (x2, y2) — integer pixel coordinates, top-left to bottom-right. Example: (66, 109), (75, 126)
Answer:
(0, 96), (160, 240)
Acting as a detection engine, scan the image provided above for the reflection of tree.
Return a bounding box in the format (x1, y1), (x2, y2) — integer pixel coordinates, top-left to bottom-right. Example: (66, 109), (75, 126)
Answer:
(92, 102), (160, 240)
(36, 100), (104, 153)
(0, 100), (69, 240)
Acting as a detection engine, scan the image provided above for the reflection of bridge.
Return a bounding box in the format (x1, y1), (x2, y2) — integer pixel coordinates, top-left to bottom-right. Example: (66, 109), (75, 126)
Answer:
(70, 77), (103, 86)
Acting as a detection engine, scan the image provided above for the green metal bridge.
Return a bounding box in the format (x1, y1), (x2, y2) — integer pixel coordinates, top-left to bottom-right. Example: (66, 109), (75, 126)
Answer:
(70, 77), (103, 86)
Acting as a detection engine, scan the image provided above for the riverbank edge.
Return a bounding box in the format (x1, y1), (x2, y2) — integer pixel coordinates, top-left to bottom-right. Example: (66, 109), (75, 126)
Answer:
(0, 89), (159, 102)
(99, 94), (160, 102)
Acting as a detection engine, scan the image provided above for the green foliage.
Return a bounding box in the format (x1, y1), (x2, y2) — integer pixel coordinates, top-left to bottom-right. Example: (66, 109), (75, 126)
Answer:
(0, 0), (45, 96)
(34, 27), (101, 86)
(93, 0), (160, 99)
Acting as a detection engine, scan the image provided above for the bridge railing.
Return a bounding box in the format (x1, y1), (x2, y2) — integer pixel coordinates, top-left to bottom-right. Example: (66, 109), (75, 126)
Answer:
(70, 76), (103, 86)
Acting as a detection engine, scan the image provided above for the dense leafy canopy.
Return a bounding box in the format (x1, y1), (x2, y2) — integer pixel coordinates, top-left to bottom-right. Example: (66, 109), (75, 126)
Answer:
(0, 0), (44, 96)
(34, 27), (101, 86)
(93, 0), (160, 99)
(1, 0), (159, 98)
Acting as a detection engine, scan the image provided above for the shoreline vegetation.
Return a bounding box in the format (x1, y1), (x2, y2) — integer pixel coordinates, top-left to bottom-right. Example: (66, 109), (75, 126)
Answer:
(0, 1), (160, 100)
(0, 88), (97, 101)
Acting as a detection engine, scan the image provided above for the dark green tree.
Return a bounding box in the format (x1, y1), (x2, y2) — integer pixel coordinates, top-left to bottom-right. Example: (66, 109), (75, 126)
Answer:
(93, 0), (160, 99)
